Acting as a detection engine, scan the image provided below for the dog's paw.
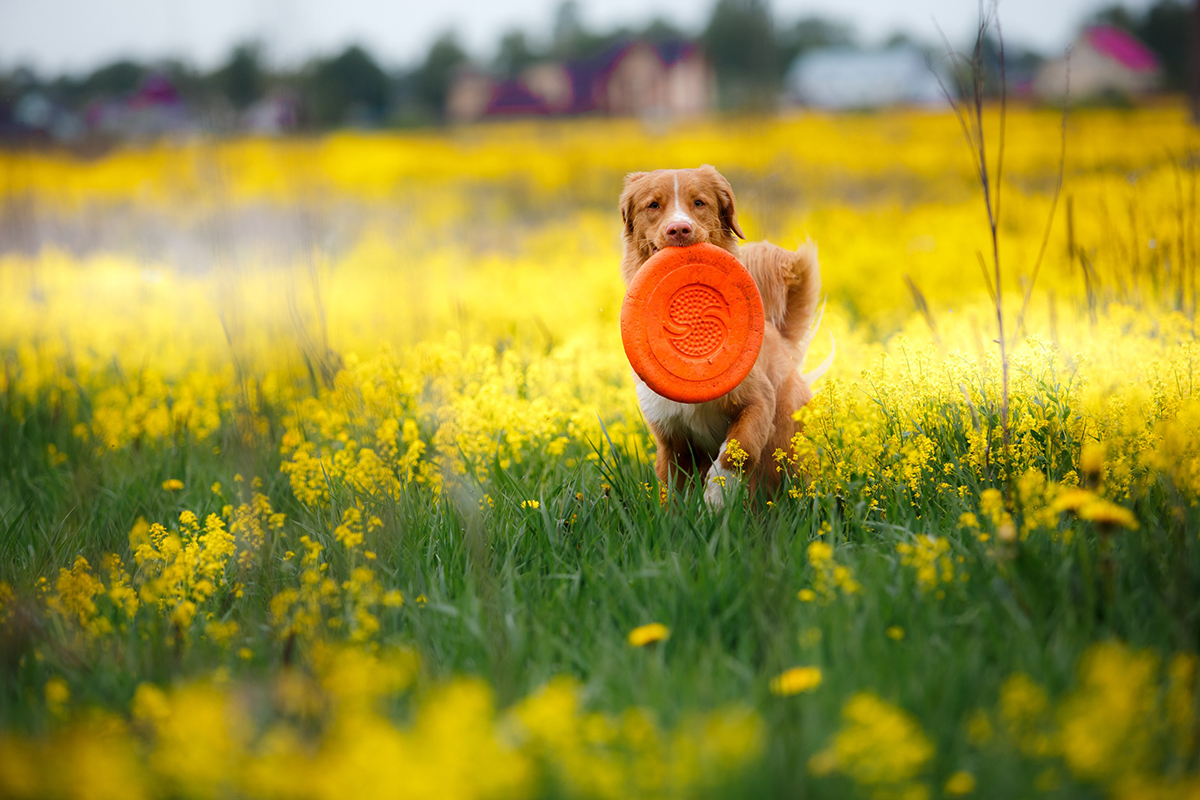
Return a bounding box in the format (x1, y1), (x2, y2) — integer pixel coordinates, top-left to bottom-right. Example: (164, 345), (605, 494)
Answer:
(704, 443), (737, 510)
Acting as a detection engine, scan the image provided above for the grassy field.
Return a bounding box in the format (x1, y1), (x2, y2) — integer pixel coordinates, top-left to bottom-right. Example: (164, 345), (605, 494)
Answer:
(1, 104), (1199, 800)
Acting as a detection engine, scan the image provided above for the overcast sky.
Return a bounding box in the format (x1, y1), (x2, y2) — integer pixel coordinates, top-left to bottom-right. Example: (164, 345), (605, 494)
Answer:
(0, 0), (1158, 74)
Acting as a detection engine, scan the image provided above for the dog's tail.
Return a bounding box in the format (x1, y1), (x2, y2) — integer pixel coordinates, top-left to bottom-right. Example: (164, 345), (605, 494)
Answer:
(739, 238), (822, 359)
(778, 239), (822, 353)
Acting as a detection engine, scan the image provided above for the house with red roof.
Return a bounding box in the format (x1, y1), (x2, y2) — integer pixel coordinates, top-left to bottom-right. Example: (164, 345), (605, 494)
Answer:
(1033, 25), (1161, 101)
(447, 39), (715, 123)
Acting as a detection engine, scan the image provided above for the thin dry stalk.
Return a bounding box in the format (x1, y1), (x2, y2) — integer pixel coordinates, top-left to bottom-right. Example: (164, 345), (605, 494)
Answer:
(1064, 195), (1098, 324)
(1014, 52), (1070, 342)
(904, 274), (940, 343)
(936, 3), (1012, 475)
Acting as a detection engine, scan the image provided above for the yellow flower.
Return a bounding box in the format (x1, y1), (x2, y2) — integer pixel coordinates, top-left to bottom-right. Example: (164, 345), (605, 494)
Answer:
(1058, 641), (1159, 782)
(799, 627), (822, 646)
(628, 622), (669, 647)
(769, 666), (822, 696)
(1080, 441), (1105, 485)
(1052, 489), (1139, 530)
(726, 438), (749, 471)
(897, 536), (956, 593)
(886, 626), (905, 641)
(966, 710), (993, 746)
(1077, 499), (1139, 530)
(944, 771), (976, 795)
(810, 693), (934, 791)
(44, 677), (69, 716)
(1052, 488), (1098, 513)
(521, 500), (540, 509)
(162, 479), (184, 491)
(804, 540), (860, 602)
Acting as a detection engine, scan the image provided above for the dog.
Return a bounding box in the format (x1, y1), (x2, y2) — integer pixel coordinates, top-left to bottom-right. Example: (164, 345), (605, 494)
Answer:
(619, 165), (830, 507)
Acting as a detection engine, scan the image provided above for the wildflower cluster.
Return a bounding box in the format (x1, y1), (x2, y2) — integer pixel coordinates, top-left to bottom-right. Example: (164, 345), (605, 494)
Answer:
(279, 340), (643, 505)
(45, 554), (138, 640)
(959, 641), (1200, 797)
(809, 693), (936, 800)
(799, 535), (861, 603)
(131, 511), (238, 631)
(896, 536), (963, 597)
(0, 649), (764, 800)
(3, 103), (1200, 799)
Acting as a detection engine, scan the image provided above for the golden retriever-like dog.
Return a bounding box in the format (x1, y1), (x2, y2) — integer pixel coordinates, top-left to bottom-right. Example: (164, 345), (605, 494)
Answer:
(619, 165), (829, 507)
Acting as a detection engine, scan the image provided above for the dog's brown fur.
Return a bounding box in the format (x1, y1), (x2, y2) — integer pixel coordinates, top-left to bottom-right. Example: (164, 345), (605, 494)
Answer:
(619, 166), (822, 502)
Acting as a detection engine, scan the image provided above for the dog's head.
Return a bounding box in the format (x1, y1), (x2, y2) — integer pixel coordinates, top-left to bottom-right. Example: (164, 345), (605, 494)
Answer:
(620, 166), (745, 261)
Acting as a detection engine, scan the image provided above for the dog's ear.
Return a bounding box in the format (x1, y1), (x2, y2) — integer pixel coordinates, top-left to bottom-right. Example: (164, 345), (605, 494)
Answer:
(620, 171), (649, 236)
(699, 164), (745, 240)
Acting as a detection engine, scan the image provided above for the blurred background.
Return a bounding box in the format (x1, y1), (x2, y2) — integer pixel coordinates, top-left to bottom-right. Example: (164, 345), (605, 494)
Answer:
(1, 0), (1196, 145)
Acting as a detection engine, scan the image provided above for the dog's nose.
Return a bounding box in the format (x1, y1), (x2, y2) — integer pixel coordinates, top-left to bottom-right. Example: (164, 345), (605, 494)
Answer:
(666, 222), (692, 244)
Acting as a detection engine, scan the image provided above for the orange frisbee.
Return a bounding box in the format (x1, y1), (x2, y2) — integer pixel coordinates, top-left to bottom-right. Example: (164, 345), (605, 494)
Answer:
(621, 242), (765, 404)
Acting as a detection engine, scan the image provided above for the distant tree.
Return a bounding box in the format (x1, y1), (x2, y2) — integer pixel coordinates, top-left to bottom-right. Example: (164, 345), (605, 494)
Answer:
(1192, 0), (1200, 121)
(1094, 0), (1190, 89)
(413, 32), (467, 119)
(495, 30), (538, 78)
(159, 60), (207, 99)
(883, 31), (918, 49)
(79, 60), (145, 99)
(1093, 5), (1139, 32)
(776, 15), (856, 77)
(702, 0), (779, 108)
(1138, 0), (1189, 88)
(552, 1), (587, 58)
(0, 69), (22, 121)
(641, 18), (686, 43)
(305, 45), (390, 126)
(213, 43), (264, 110)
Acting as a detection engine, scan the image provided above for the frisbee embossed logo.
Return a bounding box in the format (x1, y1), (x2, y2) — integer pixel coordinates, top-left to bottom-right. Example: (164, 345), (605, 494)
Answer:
(621, 243), (765, 404)
(665, 285), (730, 358)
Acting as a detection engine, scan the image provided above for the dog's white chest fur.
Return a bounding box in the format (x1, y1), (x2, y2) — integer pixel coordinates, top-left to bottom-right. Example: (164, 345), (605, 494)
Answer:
(634, 375), (729, 455)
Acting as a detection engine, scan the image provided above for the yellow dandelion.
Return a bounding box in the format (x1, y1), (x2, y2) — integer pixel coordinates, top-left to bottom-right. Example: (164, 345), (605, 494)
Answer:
(628, 622), (669, 647)
(1079, 442), (1105, 485)
(1052, 488), (1098, 513)
(945, 771), (976, 795)
(886, 626), (905, 641)
(770, 666), (822, 696)
(162, 478), (184, 491)
(799, 628), (822, 646)
(44, 677), (69, 715)
(1078, 499), (1139, 530)
(798, 588), (817, 602)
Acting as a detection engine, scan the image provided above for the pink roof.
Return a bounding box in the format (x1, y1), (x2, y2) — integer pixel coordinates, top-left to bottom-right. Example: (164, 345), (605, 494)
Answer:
(1085, 25), (1159, 72)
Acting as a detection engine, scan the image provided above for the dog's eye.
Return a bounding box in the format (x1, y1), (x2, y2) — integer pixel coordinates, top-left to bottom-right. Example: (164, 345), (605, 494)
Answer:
(693, 199), (705, 207)
(648, 201), (660, 209)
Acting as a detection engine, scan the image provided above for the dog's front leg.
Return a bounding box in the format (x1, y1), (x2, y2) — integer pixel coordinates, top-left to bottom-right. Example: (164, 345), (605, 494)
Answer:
(654, 433), (710, 496)
(654, 437), (682, 491)
(704, 387), (774, 509)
